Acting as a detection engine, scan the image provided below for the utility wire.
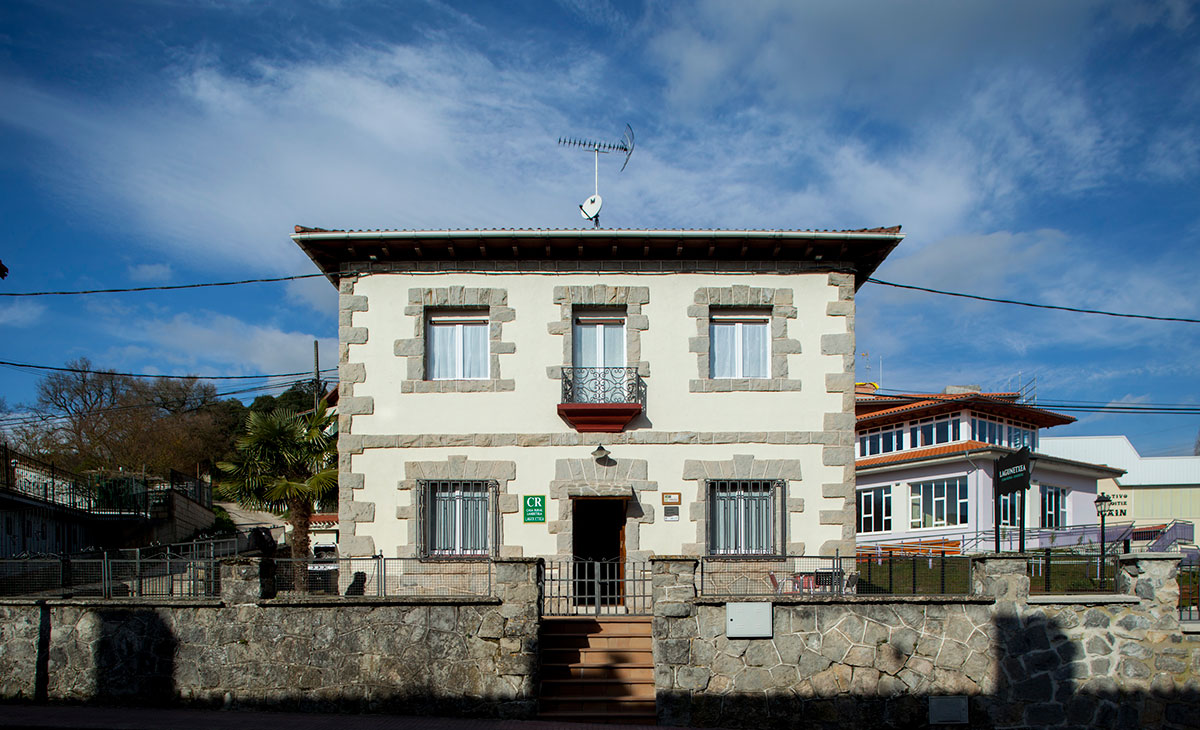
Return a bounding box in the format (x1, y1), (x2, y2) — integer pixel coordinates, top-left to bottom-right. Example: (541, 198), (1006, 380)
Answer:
(0, 376), (322, 429)
(866, 389), (1200, 416)
(7, 268), (1200, 324)
(867, 278), (1200, 324)
(0, 273), (325, 297)
(0, 359), (335, 381)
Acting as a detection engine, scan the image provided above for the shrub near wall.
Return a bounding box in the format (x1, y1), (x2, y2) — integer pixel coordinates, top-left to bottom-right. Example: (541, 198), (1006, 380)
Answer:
(652, 555), (1200, 729)
(0, 559), (540, 717)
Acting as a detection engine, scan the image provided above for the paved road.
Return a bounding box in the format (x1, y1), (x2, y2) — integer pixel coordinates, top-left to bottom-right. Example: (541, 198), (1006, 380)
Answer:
(3, 705), (665, 730)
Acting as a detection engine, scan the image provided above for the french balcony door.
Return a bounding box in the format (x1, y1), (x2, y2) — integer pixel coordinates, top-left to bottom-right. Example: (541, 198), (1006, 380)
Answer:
(573, 315), (626, 402)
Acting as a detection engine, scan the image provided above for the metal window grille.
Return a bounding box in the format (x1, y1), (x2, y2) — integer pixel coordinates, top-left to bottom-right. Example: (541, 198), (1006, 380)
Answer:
(417, 480), (498, 558)
(707, 479), (782, 556)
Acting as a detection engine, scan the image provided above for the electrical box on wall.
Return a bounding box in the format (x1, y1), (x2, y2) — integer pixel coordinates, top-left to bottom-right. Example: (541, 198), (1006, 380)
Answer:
(726, 602), (772, 639)
(928, 696), (968, 724)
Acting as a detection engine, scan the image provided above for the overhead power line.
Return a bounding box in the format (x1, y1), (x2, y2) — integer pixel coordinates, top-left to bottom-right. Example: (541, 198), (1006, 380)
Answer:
(867, 389), (1200, 416)
(0, 359), (336, 381)
(0, 273), (324, 297)
(867, 278), (1200, 324)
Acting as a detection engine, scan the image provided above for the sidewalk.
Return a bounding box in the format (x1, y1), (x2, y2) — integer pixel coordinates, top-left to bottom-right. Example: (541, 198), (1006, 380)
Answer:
(3, 705), (663, 730)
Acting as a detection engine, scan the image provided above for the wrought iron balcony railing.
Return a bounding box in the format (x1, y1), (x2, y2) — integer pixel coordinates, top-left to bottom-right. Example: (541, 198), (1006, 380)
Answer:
(561, 367), (645, 405)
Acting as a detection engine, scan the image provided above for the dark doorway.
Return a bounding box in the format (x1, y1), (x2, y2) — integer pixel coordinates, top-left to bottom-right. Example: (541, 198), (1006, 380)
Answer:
(572, 499), (626, 608)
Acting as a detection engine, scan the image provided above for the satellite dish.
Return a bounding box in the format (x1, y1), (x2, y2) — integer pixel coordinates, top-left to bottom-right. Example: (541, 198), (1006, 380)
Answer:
(580, 194), (602, 221)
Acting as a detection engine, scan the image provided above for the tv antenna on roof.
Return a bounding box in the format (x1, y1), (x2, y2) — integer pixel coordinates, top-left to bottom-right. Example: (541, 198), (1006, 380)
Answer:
(558, 123), (634, 228)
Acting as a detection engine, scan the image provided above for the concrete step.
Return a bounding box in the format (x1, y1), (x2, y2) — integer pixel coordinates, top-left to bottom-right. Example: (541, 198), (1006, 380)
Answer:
(540, 678), (656, 698)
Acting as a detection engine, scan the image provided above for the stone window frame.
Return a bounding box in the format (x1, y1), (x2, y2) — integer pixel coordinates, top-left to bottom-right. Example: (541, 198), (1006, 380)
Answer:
(395, 287), (516, 393)
(396, 456), (520, 558)
(546, 285), (650, 381)
(688, 286), (802, 392)
(681, 455), (806, 556)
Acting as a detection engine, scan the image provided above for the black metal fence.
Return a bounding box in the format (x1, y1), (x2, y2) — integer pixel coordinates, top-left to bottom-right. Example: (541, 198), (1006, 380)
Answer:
(1027, 550), (1120, 594)
(1179, 562), (1198, 622)
(699, 555), (973, 597)
(561, 367), (646, 405)
(271, 557), (493, 598)
(0, 555), (219, 598)
(543, 560), (653, 615)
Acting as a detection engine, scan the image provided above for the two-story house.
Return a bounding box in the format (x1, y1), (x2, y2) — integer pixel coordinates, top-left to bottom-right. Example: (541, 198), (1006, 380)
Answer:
(854, 385), (1124, 554)
(292, 226), (904, 565)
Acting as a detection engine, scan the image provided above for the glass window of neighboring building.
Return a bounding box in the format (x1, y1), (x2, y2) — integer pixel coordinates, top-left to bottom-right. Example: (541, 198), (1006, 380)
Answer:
(909, 477), (969, 529)
(857, 486), (892, 533)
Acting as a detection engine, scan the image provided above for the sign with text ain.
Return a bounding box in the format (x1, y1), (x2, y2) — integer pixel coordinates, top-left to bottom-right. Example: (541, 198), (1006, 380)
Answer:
(995, 447), (1032, 496)
(523, 495), (546, 523)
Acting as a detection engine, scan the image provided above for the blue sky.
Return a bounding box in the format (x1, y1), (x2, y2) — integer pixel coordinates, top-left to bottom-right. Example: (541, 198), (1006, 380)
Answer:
(1, 0), (1199, 455)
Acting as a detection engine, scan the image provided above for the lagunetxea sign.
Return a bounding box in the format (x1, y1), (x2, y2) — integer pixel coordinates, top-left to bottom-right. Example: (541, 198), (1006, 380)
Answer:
(995, 446), (1031, 495)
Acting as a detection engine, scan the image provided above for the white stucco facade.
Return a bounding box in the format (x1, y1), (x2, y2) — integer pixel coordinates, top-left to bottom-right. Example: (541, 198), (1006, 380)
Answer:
(293, 226), (905, 562)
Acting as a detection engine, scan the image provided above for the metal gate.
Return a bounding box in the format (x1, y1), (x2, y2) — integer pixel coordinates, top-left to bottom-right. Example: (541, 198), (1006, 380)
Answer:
(542, 560), (652, 615)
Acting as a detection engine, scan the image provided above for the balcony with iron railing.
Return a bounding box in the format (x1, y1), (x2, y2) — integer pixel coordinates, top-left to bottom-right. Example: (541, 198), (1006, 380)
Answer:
(557, 367), (645, 433)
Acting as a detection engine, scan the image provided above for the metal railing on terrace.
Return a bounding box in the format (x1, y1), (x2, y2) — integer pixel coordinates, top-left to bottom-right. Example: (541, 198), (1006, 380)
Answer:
(1181, 562), (1199, 622)
(1, 443), (214, 517)
(857, 521), (1139, 556)
(271, 557), (493, 598)
(1027, 551), (1120, 594)
(0, 555), (219, 598)
(699, 555), (973, 597)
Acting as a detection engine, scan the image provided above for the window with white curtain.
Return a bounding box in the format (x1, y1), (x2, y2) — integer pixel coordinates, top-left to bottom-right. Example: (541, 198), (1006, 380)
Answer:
(572, 313), (626, 368)
(427, 312), (489, 379)
(709, 311), (769, 378)
(707, 479), (779, 555)
(420, 480), (492, 557)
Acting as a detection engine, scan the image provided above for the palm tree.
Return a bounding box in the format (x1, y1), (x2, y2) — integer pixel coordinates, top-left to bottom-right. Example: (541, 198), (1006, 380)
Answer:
(217, 403), (337, 573)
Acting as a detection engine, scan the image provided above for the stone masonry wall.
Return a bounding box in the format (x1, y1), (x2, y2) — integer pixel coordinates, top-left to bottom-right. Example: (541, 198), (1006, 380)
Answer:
(0, 558), (541, 718)
(654, 555), (1200, 729)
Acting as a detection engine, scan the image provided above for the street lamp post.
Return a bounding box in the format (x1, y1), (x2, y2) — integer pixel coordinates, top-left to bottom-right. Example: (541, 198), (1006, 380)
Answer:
(1095, 492), (1112, 588)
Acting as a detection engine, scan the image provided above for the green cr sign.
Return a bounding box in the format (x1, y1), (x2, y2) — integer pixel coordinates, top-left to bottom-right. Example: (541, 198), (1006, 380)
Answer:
(523, 495), (546, 523)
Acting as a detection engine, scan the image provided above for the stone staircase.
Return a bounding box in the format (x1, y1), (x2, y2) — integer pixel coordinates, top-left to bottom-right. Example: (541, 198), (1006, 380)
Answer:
(537, 616), (656, 724)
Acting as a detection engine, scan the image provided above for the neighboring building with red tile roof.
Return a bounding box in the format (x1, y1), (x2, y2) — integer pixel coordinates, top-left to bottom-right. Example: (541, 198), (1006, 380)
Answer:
(853, 385), (1124, 555)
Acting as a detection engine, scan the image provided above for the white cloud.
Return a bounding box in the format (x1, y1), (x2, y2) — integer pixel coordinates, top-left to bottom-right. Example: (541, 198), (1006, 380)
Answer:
(107, 311), (336, 377)
(0, 301), (46, 327)
(285, 277), (339, 315)
(127, 263), (173, 282)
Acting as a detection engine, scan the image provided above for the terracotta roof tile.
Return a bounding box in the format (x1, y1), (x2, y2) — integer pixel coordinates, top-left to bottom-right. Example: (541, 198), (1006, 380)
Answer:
(856, 441), (996, 468)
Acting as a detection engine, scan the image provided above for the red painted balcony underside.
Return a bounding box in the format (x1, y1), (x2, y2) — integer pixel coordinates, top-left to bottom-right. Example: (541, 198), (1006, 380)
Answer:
(557, 403), (643, 433)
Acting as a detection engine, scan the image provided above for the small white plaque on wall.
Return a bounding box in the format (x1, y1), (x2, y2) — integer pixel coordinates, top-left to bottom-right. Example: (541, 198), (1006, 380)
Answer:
(928, 696), (968, 724)
(726, 602), (772, 639)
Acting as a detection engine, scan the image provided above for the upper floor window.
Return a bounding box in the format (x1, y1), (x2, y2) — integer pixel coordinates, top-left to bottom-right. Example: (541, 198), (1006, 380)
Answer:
(709, 311), (769, 379)
(910, 415), (959, 448)
(857, 486), (892, 533)
(418, 479), (495, 557)
(909, 477), (968, 529)
(971, 415), (1038, 450)
(1041, 485), (1067, 529)
(573, 313), (626, 368)
(707, 479), (780, 556)
(859, 425), (904, 457)
(427, 312), (489, 379)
